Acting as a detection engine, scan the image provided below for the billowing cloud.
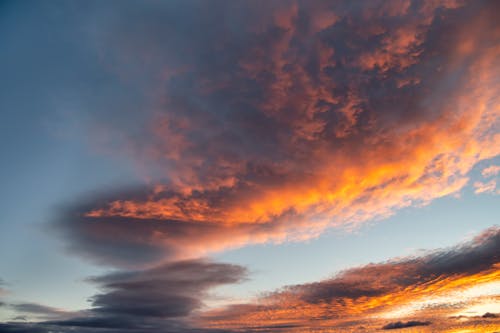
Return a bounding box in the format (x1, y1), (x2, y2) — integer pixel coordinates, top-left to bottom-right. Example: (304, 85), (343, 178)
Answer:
(49, 0), (500, 268)
(200, 227), (500, 332)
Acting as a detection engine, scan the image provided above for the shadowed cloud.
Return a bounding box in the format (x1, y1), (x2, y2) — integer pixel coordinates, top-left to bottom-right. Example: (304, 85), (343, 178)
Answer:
(382, 320), (431, 330)
(46, 0), (500, 269)
(5, 259), (247, 333)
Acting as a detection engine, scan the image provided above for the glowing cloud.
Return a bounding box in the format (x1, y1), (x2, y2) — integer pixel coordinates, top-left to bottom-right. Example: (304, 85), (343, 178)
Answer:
(199, 227), (500, 332)
(56, 0), (500, 267)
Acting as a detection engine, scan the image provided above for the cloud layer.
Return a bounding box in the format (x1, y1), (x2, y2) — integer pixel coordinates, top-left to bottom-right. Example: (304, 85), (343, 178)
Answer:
(3, 259), (246, 333)
(4, 228), (499, 332)
(200, 227), (500, 332)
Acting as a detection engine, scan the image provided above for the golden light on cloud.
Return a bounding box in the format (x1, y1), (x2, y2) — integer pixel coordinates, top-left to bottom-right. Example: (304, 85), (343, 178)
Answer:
(198, 229), (499, 332)
(80, 2), (500, 264)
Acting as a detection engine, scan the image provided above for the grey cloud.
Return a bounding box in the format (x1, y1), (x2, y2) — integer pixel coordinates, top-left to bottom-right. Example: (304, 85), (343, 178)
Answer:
(42, 259), (246, 332)
(382, 320), (431, 330)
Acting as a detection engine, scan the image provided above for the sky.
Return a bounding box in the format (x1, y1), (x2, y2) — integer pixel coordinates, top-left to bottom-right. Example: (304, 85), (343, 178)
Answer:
(0, 0), (499, 332)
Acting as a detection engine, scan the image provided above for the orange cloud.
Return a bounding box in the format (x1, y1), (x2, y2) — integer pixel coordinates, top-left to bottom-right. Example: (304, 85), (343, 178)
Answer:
(54, 0), (499, 267)
(198, 228), (500, 332)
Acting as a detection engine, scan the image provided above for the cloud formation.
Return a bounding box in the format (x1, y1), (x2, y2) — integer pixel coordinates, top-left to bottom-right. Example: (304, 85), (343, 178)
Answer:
(381, 320), (431, 330)
(10, 227), (497, 332)
(200, 227), (500, 332)
(4, 259), (246, 333)
(49, 0), (500, 268)
(9, 303), (72, 321)
(3, 1), (500, 332)
(3, 228), (500, 332)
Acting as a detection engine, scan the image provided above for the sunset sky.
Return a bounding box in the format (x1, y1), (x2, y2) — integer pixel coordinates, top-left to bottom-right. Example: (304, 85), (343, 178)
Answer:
(0, 0), (499, 332)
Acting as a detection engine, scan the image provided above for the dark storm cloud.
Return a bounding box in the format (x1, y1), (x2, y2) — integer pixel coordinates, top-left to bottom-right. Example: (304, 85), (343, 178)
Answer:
(382, 320), (431, 330)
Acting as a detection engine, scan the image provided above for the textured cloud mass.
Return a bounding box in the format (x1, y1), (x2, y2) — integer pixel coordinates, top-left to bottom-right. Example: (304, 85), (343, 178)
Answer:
(52, 0), (500, 268)
(200, 227), (500, 332)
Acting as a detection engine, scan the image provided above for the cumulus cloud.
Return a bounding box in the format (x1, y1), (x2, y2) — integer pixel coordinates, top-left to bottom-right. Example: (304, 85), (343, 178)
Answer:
(47, 0), (500, 268)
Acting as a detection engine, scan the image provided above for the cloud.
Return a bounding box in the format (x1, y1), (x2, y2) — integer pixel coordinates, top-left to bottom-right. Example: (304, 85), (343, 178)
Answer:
(482, 165), (500, 178)
(483, 312), (499, 318)
(1, 259), (246, 333)
(47, 0), (500, 268)
(3, 228), (499, 332)
(474, 180), (498, 194)
(382, 320), (431, 329)
(54, 196), (313, 268)
(200, 227), (500, 332)
(475, 164), (500, 194)
(0, 279), (6, 296)
(42, 259), (245, 332)
(8, 303), (75, 321)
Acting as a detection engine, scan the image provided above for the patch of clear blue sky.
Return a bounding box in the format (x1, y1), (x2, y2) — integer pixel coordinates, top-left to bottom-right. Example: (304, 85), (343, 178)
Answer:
(0, 0), (139, 315)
